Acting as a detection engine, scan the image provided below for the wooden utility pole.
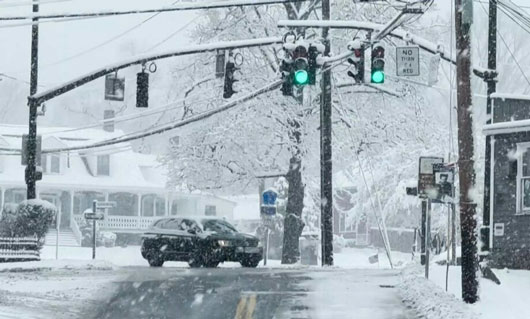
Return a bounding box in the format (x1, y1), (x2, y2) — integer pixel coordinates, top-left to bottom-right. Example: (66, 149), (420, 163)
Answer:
(454, 0), (479, 303)
(26, 3), (39, 200)
(320, 0), (333, 266)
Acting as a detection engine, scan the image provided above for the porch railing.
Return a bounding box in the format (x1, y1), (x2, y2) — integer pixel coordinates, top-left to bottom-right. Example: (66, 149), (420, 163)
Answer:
(73, 214), (158, 232)
(0, 236), (40, 261)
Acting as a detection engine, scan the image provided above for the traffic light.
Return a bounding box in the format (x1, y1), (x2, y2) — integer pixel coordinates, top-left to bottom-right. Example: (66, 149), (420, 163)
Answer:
(308, 45), (318, 85)
(280, 59), (293, 96)
(136, 71), (149, 108)
(223, 60), (238, 99)
(292, 45), (309, 86)
(347, 44), (365, 83)
(371, 45), (385, 84)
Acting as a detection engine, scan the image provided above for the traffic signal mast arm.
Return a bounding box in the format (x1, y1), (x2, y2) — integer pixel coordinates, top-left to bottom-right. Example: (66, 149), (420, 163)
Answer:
(277, 19), (496, 80)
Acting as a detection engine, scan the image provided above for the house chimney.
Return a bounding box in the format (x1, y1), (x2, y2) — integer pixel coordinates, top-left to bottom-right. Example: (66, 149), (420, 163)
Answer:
(103, 109), (115, 132)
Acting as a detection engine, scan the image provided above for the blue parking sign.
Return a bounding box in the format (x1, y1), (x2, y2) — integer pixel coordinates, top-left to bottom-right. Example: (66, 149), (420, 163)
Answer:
(262, 190), (278, 206)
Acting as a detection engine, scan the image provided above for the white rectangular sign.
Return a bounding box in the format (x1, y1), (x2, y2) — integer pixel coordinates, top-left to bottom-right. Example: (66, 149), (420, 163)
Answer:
(396, 47), (420, 76)
(96, 201), (116, 209)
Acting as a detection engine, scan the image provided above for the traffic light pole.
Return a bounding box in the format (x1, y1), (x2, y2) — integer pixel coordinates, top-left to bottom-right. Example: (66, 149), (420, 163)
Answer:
(26, 3), (39, 200)
(482, 0), (497, 254)
(320, 0), (333, 266)
(455, 0), (478, 303)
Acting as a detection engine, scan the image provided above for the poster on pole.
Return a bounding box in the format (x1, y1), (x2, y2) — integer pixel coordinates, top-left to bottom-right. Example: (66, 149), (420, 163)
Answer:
(432, 163), (455, 204)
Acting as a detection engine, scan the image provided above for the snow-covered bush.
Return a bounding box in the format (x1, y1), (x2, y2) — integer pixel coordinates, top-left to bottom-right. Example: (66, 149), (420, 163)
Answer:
(0, 203), (18, 237)
(12, 200), (56, 246)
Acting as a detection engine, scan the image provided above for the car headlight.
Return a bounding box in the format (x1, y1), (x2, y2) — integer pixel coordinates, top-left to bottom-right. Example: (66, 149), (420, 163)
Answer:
(257, 241), (263, 247)
(217, 240), (232, 247)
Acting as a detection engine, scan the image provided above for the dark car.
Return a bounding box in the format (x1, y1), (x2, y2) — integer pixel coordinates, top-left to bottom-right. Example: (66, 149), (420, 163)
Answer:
(141, 217), (263, 268)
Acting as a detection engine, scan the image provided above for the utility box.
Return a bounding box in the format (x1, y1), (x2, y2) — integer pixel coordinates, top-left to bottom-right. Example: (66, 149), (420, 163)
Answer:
(299, 232), (319, 265)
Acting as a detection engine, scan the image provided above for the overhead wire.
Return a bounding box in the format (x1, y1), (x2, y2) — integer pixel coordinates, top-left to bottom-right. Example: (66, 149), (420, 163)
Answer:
(479, 1), (530, 93)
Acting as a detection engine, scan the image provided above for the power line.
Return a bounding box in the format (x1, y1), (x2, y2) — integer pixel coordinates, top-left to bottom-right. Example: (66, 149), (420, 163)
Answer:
(479, 1), (530, 92)
(0, 0), (309, 21)
(41, 0), (185, 68)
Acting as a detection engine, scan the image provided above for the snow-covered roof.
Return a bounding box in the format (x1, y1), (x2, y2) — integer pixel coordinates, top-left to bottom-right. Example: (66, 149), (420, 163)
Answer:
(491, 93), (530, 101)
(483, 119), (530, 136)
(0, 124), (168, 192)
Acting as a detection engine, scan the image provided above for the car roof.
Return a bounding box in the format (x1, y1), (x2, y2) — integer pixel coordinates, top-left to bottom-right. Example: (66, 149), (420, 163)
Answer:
(152, 216), (229, 225)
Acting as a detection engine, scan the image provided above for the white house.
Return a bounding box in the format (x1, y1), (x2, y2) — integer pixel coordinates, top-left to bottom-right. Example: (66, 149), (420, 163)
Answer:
(0, 124), (236, 246)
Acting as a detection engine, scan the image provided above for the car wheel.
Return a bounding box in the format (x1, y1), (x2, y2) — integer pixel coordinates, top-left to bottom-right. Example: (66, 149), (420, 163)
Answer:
(240, 259), (260, 268)
(147, 252), (164, 267)
(188, 256), (203, 268)
(202, 259), (219, 268)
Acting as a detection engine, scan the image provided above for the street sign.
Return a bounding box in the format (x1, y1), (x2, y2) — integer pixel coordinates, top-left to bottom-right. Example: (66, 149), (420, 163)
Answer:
(261, 206), (277, 216)
(262, 189), (278, 206)
(261, 189), (278, 216)
(104, 73), (125, 101)
(21, 134), (42, 166)
(418, 157), (444, 198)
(396, 47), (420, 76)
(84, 212), (104, 220)
(96, 201), (116, 209)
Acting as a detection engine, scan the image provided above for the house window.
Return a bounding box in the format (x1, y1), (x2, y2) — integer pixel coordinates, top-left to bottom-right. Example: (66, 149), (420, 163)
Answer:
(4, 188), (26, 204)
(515, 143), (530, 214)
(41, 154), (61, 174)
(108, 192), (138, 216)
(73, 191), (105, 214)
(170, 200), (178, 216)
(50, 154), (60, 173)
(141, 194), (165, 217)
(97, 155), (110, 176)
(205, 205), (216, 216)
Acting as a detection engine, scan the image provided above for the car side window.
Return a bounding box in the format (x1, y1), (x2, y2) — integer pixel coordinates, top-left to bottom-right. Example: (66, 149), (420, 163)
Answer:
(162, 219), (182, 230)
(180, 219), (201, 233)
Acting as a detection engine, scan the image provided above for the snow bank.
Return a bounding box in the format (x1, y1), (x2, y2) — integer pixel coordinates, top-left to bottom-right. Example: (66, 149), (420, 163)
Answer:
(398, 265), (477, 319)
(0, 259), (115, 273)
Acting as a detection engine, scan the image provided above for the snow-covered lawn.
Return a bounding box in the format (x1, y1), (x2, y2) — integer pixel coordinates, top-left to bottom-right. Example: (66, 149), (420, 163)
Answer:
(428, 263), (530, 319)
(40, 245), (412, 269)
(399, 257), (530, 319)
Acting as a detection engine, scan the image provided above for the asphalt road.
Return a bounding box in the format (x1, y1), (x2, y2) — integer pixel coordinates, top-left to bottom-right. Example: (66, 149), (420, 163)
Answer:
(93, 266), (415, 319)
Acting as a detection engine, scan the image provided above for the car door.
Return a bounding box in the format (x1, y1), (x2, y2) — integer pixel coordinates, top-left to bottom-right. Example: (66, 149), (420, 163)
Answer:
(179, 219), (202, 254)
(157, 218), (187, 259)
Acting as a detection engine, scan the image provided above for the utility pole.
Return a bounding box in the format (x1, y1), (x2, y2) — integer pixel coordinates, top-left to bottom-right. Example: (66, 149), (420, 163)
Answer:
(26, 3), (39, 200)
(420, 200), (427, 265)
(320, 0), (333, 266)
(483, 0), (497, 253)
(454, 0), (478, 303)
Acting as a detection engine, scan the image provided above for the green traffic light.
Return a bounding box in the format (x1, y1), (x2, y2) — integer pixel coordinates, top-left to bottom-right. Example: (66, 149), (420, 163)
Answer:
(371, 70), (385, 83)
(294, 70), (309, 85)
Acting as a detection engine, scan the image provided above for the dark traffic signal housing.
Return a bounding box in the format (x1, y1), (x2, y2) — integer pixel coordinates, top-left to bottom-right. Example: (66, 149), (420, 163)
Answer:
(136, 71), (149, 108)
(371, 45), (385, 84)
(347, 44), (365, 83)
(292, 45), (309, 86)
(223, 60), (238, 99)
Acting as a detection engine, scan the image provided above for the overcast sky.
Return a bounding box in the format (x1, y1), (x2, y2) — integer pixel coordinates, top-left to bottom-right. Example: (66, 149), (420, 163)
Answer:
(0, 0), (196, 87)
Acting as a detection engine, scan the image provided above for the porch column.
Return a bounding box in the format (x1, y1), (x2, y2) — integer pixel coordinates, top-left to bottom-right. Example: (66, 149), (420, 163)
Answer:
(137, 193), (142, 229)
(165, 193), (169, 216)
(69, 191), (75, 224)
(0, 188), (4, 210)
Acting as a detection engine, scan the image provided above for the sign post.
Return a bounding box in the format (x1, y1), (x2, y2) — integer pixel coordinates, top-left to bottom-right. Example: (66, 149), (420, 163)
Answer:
(84, 200), (115, 259)
(261, 189), (278, 266)
(92, 200), (96, 259)
(396, 46), (420, 76)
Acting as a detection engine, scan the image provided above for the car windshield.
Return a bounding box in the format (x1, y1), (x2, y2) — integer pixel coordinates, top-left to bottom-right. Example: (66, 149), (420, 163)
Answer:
(201, 219), (238, 233)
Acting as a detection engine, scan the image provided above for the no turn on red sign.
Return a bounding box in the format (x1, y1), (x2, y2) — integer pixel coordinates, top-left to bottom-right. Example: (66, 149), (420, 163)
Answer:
(396, 47), (420, 76)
